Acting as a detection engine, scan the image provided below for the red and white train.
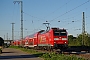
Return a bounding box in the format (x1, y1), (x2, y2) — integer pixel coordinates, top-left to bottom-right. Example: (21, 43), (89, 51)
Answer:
(11, 28), (68, 50)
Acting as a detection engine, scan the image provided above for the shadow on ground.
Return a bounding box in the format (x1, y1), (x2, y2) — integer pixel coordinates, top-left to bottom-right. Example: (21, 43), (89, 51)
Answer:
(0, 52), (44, 59)
(2, 52), (15, 53)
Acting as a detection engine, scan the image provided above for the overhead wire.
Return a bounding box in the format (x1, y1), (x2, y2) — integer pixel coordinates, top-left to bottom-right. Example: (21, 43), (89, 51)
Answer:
(43, 0), (72, 19)
(23, 11), (48, 33)
(71, 7), (90, 31)
(49, 0), (90, 22)
(23, 0), (72, 23)
(48, 0), (90, 33)
(62, 6), (88, 30)
(23, 12), (45, 21)
(26, 0), (72, 31)
(57, 12), (82, 22)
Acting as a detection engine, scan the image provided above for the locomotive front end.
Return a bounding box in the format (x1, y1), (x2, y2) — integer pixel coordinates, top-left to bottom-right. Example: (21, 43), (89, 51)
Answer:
(53, 28), (68, 49)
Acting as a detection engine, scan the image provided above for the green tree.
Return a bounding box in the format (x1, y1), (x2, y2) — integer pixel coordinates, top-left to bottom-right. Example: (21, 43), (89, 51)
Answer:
(68, 35), (77, 46)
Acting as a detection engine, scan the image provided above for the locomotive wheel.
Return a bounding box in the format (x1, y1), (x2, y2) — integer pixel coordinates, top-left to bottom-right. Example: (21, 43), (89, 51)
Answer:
(46, 46), (52, 51)
(34, 46), (37, 50)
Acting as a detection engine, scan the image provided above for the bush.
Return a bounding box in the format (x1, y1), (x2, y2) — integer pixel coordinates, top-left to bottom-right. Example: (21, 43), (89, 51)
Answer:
(41, 53), (85, 60)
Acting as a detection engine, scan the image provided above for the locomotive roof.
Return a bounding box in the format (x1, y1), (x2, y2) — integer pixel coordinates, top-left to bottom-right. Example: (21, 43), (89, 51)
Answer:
(24, 32), (37, 39)
(24, 30), (45, 39)
(28, 33), (36, 37)
(38, 30), (45, 33)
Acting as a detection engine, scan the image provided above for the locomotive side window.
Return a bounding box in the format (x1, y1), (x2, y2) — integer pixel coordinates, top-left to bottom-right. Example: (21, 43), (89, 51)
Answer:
(54, 30), (67, 36)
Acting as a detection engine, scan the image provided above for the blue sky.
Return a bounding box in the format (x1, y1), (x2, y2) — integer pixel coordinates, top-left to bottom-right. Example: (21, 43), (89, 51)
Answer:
(0, 0), (90, 40)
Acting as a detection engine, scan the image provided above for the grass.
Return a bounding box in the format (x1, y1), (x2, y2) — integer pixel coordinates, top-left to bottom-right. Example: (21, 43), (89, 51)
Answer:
(9, 46), (85, 60)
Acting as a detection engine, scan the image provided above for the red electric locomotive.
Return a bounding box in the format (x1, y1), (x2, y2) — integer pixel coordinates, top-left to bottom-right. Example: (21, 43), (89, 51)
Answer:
(37, 28), (68, 50)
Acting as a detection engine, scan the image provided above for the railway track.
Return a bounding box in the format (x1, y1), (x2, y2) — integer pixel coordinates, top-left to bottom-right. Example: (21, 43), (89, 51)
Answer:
(61, 46), (90, 60)
(32, 46), (90, 60)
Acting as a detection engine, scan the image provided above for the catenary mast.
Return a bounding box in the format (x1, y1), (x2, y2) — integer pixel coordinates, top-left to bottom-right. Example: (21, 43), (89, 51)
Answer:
(13, 1), (23, 41)
(11, 23), (15, 41)
(82, 12), (85, 46)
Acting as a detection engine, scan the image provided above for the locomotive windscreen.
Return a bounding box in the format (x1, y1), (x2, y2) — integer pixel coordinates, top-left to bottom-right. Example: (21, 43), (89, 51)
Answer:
(53, 30), (67, 36)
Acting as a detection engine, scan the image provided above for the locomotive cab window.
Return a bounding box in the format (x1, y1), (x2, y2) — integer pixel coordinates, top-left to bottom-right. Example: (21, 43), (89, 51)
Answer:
(54, 30), (67, 36)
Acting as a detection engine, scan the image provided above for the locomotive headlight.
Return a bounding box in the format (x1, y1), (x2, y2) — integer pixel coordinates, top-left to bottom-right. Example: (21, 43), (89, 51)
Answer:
(54, 38), (59, 40)
(54, 42), (56, 43)
(65, 42), (66, 43)
(62, 38), (67, 40)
